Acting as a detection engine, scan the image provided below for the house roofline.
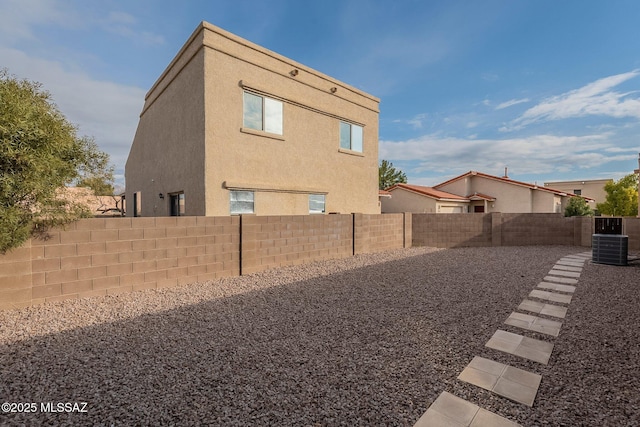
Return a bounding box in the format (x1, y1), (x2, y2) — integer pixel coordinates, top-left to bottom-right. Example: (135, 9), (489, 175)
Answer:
(435, 170), (585, 198)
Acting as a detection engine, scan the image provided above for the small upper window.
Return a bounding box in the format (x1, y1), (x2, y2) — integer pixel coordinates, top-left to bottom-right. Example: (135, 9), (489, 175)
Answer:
(243, 92), (283, 135)
(230, 190), (254, 214)
(573, 189), (582, 196)
(339, 121), (363, 152)
(309, 194), (326, 214)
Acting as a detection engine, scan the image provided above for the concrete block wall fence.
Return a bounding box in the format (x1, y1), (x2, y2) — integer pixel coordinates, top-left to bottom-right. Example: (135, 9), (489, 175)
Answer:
(239, 214), (354, 276)
(0, 217), (240, 310)
(1, 213), (638, 310)
(0, 213), (409, 310)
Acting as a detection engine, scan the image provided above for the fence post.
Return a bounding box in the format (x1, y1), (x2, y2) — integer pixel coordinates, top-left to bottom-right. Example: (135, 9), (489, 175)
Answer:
(491, 213), (502, 247)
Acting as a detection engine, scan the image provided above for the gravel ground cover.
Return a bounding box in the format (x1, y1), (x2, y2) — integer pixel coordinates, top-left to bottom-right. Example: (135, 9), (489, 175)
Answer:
(0, 245), (638, 426)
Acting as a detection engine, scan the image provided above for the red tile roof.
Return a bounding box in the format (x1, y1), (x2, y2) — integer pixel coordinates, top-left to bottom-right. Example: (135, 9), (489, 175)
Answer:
(435, 171), (594, 201)
(386, 183), (469, 201)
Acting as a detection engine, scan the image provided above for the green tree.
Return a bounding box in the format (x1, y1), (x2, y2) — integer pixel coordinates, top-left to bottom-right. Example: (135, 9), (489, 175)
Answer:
(564, 196), (593, 217)
(0, 69), (114, 253)
(75, 141), (115, 196)
(596, 174), (639, 216)
(379, 160), (407, 190)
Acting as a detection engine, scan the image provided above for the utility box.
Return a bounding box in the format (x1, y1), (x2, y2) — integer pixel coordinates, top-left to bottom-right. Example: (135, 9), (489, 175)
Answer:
(592, 234), (628, 266)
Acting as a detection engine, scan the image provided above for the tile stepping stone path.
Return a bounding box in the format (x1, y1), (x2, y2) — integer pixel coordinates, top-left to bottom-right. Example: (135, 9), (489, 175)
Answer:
(518, 299), (568, 318)
(543, 275), (579, 285)
(551, 264), (583, 272)
(547, 269), (581, 278)
(458, 356), (542, 406)
(414, 391), (521, 427)
(504, 312), (562, 337)
(485, 329), (554, 364)
(413, 251), (591, 427)
(537, 282), (576, 293)
(529, 289), (572, 304)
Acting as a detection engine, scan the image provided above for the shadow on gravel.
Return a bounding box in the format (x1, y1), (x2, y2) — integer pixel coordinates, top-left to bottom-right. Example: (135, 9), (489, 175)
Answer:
(1, 246), (618, 426)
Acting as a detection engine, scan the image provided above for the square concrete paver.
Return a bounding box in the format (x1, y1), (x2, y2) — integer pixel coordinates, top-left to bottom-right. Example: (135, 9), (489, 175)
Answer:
(537, 282), (576, 293)
(458, 356), (542, 407)
(543, 275), (579, 285)
(505, 312), (562, 336)
(414, 391), (521, 427)
(518, 299), (568, 318)
(529, 289), (572, 304)
(555, 260), (584, 268)
(558, 257), (585, 266)
(547, 269), (581, 278)
(552, 264), (583, 272)
(486, 329), (554, 364)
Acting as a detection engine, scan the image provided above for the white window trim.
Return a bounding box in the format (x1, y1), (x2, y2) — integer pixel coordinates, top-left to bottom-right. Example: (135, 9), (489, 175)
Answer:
(242, 91), (283, 136)
(339, 121), (364, 153)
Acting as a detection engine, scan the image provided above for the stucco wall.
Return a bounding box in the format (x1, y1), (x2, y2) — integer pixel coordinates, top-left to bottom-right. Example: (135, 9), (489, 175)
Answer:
(202, 23), (379, 216)
(381, 188), (469, 213)
(544, 179), (610, 205)
(437, 176), (570, 213)
(126, 34), (207, 217)
(126, 21), (380, 217)
(381, 188), (438, 213)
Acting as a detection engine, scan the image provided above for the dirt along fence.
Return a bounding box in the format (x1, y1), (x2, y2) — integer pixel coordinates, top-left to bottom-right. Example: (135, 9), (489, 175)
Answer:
(1, 212), (638, 310)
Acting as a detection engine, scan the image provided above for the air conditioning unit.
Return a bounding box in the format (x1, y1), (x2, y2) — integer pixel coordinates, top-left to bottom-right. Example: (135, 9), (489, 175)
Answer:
(592, 234), (628, 266)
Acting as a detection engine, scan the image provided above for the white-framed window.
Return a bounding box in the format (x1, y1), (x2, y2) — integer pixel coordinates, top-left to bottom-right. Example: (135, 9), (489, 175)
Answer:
(339, 121), (363, 152)
(230, 190), (254, 214)
(243, 91), (283, 135)
(309, 194), (326, 214)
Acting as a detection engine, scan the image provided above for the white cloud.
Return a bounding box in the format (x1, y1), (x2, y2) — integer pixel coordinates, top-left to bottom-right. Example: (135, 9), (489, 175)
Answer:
(506, 70), (640, 130)
(495, 98), (530, 110)
(101, 11), (164, 46)
(379, 132), (634, 177)
(1, 47), (145, 185)
(0, 0), (79, 42)
(482, 73), (499, 82)
(394, 113), (428, 129)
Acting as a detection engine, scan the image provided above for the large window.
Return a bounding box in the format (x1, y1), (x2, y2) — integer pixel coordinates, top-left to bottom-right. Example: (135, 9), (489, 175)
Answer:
(309, 194), (326, 214)
(230, 190), (254, 214)
(243, 92), (283, 135)
(339, 121), (363, 152)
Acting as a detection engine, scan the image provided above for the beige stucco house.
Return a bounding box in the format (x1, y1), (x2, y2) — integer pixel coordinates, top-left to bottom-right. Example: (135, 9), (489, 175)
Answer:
(381, 184), (470, 213)
(382, 171), (590, 213)
(543, 179), (611, 206)
(126, 22), (380, 217)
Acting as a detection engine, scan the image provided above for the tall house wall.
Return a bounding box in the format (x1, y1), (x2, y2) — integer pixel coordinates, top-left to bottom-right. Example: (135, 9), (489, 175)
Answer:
(125, 32), (207, 217)
(201, 23), (380, 216)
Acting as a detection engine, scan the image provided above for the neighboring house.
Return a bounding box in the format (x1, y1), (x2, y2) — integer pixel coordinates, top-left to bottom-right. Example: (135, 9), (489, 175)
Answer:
(543, 179), (611, 206)
(126, 21), (380, 217)
(381, 184), (470, 213)
(382, 171), (591, 213)
(62, 187), (124, 217)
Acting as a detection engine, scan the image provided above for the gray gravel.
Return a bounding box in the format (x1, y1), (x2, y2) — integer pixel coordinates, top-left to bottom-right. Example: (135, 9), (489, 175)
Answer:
(0, 246), (638, 426)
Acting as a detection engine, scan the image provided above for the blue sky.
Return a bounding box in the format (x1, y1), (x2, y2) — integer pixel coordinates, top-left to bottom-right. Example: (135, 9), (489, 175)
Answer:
(2, 0), (640, 190)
